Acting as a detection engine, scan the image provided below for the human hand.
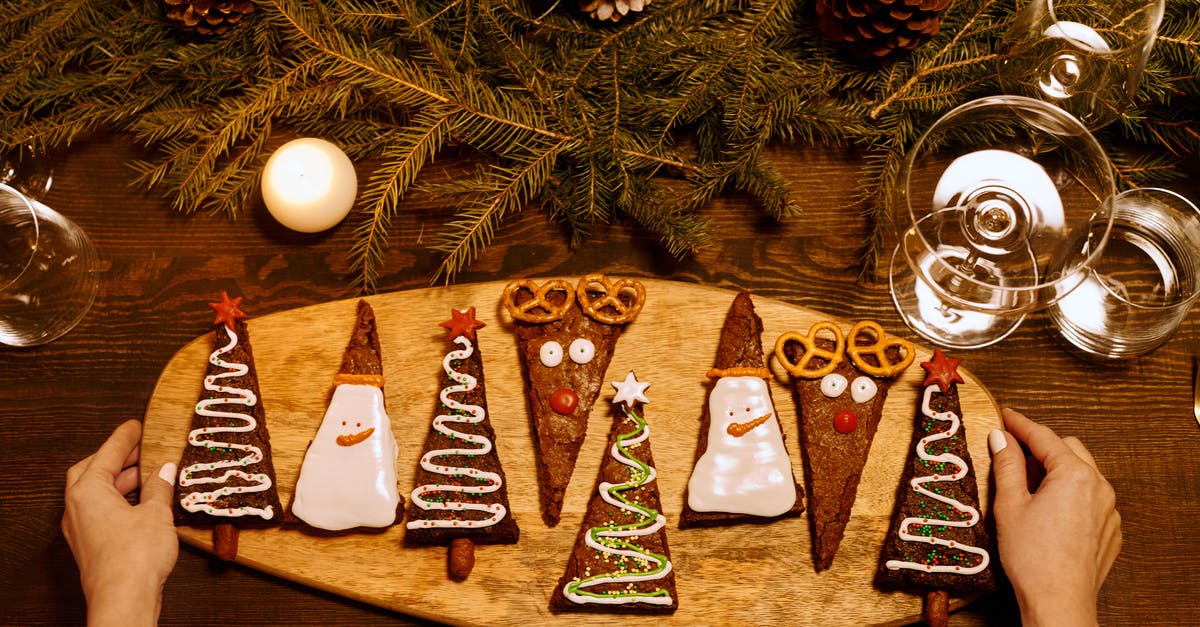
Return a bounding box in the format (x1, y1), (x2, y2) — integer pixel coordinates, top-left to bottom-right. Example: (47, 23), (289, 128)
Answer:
(63, 419), (179, 627)
(989, 408), (1121, 627)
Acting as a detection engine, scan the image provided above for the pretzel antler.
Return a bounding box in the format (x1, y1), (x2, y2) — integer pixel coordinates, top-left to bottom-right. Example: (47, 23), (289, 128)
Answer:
(576, 274), (645, 325)
(773, 321), (846, 379)
(846, 320), (915, 378)
(501, 279), (575, 323)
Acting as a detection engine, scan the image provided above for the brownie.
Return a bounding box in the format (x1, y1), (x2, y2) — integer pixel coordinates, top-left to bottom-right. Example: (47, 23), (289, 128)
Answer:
(875, 360), (996, 593)
(404, 317), (519, 546)
(174, 312), (283, 530)
(678, 291), (805, 529)
(550, 399), (677, 613)
(784, 337), (902, 571)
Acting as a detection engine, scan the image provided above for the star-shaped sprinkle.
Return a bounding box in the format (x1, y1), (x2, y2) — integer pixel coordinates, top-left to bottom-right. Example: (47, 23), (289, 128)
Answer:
(611, 371), (650, 408)
(208, 291), (246, 330)
(440, 307), (486, 341)
(920, 348), (964, 393)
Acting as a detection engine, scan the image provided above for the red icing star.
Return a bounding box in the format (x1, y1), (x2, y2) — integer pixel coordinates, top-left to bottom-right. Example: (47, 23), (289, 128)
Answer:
(440, 307), (486, 341)
(920, 348), (964, 393)
(208, 291), (247, 330)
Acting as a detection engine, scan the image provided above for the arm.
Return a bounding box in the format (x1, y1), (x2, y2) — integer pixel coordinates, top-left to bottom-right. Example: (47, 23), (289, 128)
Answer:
(988, 408), (1122, 627)
(62, 419), (179, 627)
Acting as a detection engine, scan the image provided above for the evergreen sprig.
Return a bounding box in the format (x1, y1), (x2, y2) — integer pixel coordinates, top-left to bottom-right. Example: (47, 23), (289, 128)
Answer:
(1, 0), (1198, 290)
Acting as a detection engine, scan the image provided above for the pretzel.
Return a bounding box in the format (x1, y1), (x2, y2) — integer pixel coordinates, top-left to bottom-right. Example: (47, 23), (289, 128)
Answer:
(501, 279), (575, 323)
(773, 321), (845, 379)
(846, 320), (914, 378)
(576, 274), (645, 325)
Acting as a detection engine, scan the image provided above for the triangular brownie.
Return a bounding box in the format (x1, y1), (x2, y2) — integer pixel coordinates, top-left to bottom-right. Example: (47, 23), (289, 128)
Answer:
(550, 371), (677, 613)
(404, 307), (519, 580)
(875, 349), (996, 593)
(291, 299), (402, 531)
(502, 274), (645, 526)
(174, 292), (283, 561)
(679, 290), (804, 528)
(774, 320), (914, 570)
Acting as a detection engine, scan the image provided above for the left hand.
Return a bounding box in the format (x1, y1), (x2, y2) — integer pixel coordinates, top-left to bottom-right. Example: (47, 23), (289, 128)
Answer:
(63, 419), (178, 627)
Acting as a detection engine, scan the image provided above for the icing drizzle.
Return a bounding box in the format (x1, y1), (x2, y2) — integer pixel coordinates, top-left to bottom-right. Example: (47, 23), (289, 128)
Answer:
(885, 385), (989, 575)
(564, 407), (673, 606)
(179, 325), (275, 520)
(406, 335), (506, 529)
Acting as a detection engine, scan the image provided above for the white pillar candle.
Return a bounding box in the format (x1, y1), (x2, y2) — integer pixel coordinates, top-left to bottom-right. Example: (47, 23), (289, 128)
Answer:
(261, 138), (358, 233)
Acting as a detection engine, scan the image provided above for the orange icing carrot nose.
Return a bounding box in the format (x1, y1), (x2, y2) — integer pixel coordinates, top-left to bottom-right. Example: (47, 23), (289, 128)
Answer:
(727, 412), (772, 437)
(336, 427), (375, 447)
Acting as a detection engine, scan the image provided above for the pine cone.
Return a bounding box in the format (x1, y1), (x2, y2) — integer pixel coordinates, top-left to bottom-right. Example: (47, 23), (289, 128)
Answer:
(163, 0), (254, 36)
(816, 0), (952, 60)
(579, 0), (649, 22)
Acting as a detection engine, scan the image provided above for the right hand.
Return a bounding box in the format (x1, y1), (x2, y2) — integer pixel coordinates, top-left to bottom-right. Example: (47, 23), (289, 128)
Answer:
(989, 408), (1121, 627)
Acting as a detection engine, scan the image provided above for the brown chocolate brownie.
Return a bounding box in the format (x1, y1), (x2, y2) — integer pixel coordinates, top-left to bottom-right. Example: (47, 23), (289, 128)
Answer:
(550, 397), (677, 613)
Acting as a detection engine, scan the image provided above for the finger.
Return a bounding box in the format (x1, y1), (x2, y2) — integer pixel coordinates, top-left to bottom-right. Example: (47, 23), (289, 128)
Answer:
(114, 466), (140, 496)
(1001, 408), (1075, 471)
(121, 444), (141, 471)
(988, 426), (1030, 510)
(86, 420), (144, 480)
(140, 462), (177, 512)
(65, 453), (96, 490)
(1061, 436), (1099, 469)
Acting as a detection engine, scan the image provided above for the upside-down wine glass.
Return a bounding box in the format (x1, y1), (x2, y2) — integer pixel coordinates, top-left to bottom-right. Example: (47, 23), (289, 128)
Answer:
(997, 0), (1165, 129)
(889, 95), (1115, 349)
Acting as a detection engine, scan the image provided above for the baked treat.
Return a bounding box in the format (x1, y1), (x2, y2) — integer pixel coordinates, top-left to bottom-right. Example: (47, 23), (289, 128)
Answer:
(550, 371), (677, 613)
(875, 348), (996, 604)
(174, 291), (283, 561)
(774, 320), (914, 570)
(404, 307), (519, 579)
(501, 274), (646, 526)
(291, 299), (402, 531)
(679, 290), (804, 528)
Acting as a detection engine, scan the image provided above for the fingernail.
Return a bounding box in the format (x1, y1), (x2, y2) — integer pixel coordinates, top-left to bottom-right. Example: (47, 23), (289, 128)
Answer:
(988, 429), (1007, 455)
(158, 462), (177, 486)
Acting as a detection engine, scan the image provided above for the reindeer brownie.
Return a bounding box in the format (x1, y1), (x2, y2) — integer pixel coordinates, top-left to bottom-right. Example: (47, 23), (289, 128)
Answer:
(501, 274), (646, 526)
(774, 320), (914, 571)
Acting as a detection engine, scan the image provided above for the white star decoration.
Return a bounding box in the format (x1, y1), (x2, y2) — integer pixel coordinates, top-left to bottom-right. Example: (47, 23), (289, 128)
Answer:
(611, 371), (651, 407)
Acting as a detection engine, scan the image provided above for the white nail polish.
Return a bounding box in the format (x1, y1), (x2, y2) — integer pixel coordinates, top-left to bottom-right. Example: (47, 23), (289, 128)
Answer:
(988, 429), (1007, 455)
(158, 462), (178, 486)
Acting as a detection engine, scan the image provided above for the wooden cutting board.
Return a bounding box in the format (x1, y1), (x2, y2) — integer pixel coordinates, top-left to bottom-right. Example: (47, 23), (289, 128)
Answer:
(140, 279), (1001, 626)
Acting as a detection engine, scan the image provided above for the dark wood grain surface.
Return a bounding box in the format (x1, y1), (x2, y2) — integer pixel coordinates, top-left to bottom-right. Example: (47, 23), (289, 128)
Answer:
(3, 133), (1197, 626)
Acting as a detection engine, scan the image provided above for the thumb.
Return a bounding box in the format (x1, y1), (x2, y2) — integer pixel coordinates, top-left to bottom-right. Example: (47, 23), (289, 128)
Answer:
(988, 428), (1030, 511)
(140, 462), (177, 511)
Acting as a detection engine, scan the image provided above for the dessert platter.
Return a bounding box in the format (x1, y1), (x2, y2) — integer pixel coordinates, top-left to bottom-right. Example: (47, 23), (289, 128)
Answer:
(140, 277), (1001, 626)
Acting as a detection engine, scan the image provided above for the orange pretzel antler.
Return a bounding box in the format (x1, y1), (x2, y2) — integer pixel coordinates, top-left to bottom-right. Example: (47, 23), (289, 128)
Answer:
(576, 274), (646, 325)
(773, 321), (846, 379)
(846, 320), (915, 378)
(501, 279), (575, 323)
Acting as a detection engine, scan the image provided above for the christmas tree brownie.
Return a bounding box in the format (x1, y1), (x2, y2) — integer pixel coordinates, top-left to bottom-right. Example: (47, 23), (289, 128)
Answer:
(404, 307), (519, 580)
(174, 291), (283, 561)
(290, 299), (402, 531)
(501, 274), (646, 526)
(875, 349), (996, 624)
(774, 320), (914, 570)
(550, 371), (677, 613)
(679, 290), (804, 528)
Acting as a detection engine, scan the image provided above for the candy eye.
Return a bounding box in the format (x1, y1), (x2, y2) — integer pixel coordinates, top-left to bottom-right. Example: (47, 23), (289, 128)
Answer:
(850, 376), (878, 403)
(539, 341), (564, 367)
(568, 338), (596, 364)
(820, 373), (848, 398)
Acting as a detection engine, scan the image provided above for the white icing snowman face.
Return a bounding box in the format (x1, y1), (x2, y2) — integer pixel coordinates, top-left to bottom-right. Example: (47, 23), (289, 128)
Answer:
(710, 376), (777, 444)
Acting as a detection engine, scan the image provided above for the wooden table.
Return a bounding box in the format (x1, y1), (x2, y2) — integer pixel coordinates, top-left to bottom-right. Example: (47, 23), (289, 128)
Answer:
(3, 133), (1198, 626)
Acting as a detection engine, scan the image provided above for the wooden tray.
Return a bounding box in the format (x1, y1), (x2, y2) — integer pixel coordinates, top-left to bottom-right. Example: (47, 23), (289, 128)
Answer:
(140, 279), (1001, 626)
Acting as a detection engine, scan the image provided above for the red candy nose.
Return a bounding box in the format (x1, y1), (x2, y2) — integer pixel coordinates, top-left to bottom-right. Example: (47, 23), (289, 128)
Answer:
(550, 388), (579, 415)
(834, 410), (858, 434)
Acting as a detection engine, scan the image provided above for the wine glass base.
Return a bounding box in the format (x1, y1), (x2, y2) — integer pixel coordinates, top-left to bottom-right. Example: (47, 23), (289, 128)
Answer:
(889, 243), (1026, 350)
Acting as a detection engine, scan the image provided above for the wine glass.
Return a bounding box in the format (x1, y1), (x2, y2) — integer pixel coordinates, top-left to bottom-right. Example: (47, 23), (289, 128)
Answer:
(0, 143), (54, 200)
(997, 0), (1164, 129)
(889, 95), (1114, 349)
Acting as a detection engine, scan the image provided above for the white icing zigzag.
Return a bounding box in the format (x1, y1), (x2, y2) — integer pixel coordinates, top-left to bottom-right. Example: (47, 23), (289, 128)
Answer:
(407, 335), (506, 529)
(179, 325), (275, 520)
(884, 385), (989, 575)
